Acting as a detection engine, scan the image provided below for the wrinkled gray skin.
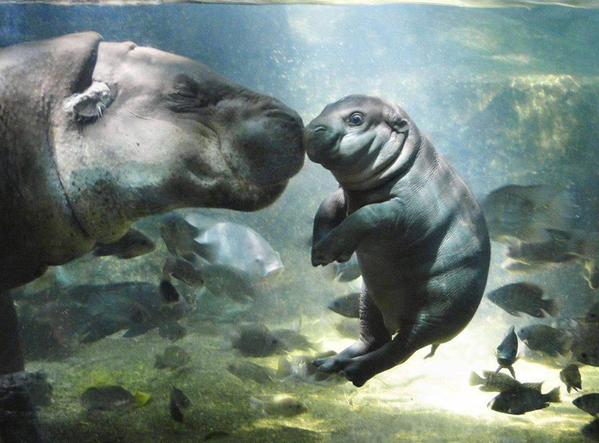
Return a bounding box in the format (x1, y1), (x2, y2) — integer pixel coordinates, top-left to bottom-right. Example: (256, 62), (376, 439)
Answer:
(0, 32), (303, 293)
(160, 212), (284, 302)
(0, 32), (303, 439)
(305, 95), (490, 387)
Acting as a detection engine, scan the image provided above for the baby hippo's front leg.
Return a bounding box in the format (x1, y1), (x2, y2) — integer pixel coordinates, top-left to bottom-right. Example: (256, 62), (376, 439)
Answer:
(311, 198), (404, 266)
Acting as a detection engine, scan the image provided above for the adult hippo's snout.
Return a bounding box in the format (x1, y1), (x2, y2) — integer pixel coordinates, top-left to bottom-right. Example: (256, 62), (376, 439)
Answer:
(224, 100), (304, 188)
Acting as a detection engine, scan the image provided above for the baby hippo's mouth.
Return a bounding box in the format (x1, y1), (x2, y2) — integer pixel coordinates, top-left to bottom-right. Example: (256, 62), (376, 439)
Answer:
(304, 123), (340, 166)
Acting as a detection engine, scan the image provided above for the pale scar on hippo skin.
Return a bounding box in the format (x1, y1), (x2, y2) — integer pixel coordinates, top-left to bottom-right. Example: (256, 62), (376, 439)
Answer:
(305, 95), (490, 387)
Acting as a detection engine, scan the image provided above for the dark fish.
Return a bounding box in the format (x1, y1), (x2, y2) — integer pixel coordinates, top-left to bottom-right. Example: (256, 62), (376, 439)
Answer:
(574, 394), (599, 417)
(93, 228), (155, 259)
(170, 386), (191, 422)
(227, 361), (275, 384)
(160, 280), (180, 303)
(80, 385), (136, 412)
(489, 386), (560, 415)
(560, 364), (582, 393)
(486, 283), (558, 318)
(158, 322), (187, 342)
(327, 293), (360, 318)
(334, 318), (360, 339)
(232, 324), (285, 357)
(470, 371), (542, 393)
(496, 326), (518, 378)
(517, 324), (572, 357)
(505, 229), (577, 266)
(582, 419), (599, 441)
(482, 184), (576, 243)
(155, 346), (191, 370)
(0, 371), (53, 408)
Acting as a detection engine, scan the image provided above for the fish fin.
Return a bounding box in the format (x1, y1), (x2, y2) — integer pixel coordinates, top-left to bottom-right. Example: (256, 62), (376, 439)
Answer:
(567, 386), (572, 394)
(523, 382), (543, 391)
(508, 366), (516, 379)
(544, 228), (573, 244)
(424, 344), (439, 359)
(545, 387), (561, 403)
(469, 371), (485, 386)
(542, 299), (559, 317)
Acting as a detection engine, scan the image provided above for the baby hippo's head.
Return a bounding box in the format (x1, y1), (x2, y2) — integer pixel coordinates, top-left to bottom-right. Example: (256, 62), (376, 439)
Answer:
(304, 95), (417, 190)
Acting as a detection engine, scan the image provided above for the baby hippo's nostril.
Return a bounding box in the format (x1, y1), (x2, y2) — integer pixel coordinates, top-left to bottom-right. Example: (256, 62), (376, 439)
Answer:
(313, 125), (327, 133)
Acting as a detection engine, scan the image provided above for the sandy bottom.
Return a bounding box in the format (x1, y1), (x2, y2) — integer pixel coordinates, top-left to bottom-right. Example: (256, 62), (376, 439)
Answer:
(29, 310), (596, 443)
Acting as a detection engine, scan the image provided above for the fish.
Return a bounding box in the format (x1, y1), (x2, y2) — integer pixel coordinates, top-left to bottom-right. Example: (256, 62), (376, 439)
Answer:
(158, 322), (187, 342)
(160, 211), (285, 296)
(488, 385), (560, 415)
(517, 324), (572, 357)
(560, 364), (582, 393)
(232, 323), (285, 357)
(159, 280), (181, 303)
(18, 282), (191, 351)
(170, 386), (192, 422)
(80, 385), (136, 412)
(574, 394), (599, 417)
(482, 184), (577, 243)
(327, 292), (360, 318)
(582, 419), (599, 441)
(470, 371), (542, 393)
(486, 283), (558, 318)
(250, 394), (307, 417)
(227, 361), (276, 384)
(323, 253), (362, 282)
(496, 326), (518, 378)
(93, 228), (155, 259)
(155, 346), (191, 370)
(271, 328), (314, 352)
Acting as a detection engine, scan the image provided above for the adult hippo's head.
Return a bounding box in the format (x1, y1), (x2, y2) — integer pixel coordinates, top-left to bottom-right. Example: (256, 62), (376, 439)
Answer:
(0, 32), (304, 288)
(304, 95), (420, 191)
(52, 33), (304, 238)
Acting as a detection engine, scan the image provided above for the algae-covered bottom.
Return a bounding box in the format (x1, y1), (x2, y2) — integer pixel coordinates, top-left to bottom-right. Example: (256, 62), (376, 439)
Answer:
(28, 313), (596, 443)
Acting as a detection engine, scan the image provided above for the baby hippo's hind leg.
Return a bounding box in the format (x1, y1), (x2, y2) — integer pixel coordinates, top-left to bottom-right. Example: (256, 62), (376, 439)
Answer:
(341, 301), (474, 387)
(314, 287), (391, 371)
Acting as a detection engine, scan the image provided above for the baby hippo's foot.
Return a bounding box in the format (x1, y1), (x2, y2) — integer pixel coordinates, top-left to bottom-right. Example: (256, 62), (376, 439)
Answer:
(313, 341), (377, 387)
(311, 235), (355, 266)
(313, 356), (375, 387)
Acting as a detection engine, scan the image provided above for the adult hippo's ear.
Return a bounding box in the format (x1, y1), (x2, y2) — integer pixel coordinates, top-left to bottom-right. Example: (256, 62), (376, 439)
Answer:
(384, 106), (409, 134)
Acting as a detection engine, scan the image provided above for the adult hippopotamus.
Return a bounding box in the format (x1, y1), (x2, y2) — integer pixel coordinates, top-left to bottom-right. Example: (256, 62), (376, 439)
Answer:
(0, 32), (303, 440)
(305, 95), (489, 387)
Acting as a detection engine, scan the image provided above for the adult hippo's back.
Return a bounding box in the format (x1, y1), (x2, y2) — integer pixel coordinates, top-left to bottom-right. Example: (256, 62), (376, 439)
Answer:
(305, 95), (490, 387)
(0, 32), (304, 291)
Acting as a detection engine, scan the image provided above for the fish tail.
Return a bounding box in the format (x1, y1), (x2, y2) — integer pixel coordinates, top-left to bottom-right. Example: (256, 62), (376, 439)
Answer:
(469, 371), (484, 386)
(543, 299), (559, 317)
(545, 387), (561, 403)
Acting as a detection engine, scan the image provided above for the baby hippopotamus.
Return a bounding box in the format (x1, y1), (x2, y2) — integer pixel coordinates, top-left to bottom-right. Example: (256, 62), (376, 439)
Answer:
(305, 95), (490, 387)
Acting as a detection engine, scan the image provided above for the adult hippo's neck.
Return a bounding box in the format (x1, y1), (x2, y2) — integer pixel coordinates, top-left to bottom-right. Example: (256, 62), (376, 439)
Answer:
(0, 33), (103, 289)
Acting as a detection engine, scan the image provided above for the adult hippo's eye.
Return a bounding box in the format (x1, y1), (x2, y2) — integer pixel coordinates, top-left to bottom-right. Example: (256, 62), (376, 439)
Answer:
(348, 112), (365, 126)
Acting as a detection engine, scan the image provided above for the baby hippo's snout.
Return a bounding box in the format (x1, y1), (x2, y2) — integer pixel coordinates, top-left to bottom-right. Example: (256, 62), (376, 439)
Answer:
(304, 121), (339, 165)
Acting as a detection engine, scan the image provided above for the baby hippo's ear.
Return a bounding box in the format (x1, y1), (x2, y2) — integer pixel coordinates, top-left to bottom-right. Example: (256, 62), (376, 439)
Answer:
(384, 107), (409, 134)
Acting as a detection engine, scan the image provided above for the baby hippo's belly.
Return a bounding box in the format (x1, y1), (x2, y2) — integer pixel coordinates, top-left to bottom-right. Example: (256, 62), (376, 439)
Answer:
(356, 241), (424, 334)
(356, 230), (486, 336)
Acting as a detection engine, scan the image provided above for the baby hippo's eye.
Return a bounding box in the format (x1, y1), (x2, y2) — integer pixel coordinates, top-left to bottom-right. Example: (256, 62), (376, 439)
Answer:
(348, 112), (365, 126)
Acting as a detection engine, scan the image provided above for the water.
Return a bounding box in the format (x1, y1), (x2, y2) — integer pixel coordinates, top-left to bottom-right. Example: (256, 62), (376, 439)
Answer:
(1, 3), (599, 442)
